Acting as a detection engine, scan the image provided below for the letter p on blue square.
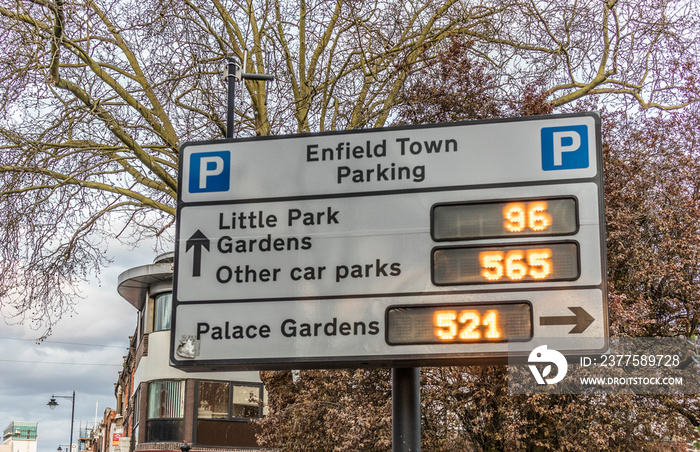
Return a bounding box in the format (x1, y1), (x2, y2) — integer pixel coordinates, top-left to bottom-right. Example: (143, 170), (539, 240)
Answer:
(189, 150), (231, 193)
(541, 125), (589, 171)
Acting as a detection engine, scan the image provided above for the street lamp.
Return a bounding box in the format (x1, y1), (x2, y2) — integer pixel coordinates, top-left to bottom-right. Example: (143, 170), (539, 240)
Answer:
(48, 391), (76, 452)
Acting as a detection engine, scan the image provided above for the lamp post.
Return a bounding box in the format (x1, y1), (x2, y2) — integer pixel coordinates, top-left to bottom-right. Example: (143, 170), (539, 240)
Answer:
(48, 391), (76, 452)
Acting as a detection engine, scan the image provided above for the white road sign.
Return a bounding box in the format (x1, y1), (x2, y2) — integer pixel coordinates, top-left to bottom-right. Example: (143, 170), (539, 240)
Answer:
(171, 113), (608, 370)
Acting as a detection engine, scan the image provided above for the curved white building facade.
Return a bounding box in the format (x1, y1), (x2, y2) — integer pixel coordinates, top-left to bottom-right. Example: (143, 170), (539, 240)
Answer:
(116, 253), (264, 452)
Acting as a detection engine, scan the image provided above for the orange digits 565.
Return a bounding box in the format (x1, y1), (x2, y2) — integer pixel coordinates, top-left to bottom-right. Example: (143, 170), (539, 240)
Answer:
(479, 249), (553, 281)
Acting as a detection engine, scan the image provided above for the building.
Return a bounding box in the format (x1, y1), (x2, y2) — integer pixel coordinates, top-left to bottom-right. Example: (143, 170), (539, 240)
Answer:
(2, 422), (38, 452)
(77, 423), (98, 452)
(105, 253), (264, 452)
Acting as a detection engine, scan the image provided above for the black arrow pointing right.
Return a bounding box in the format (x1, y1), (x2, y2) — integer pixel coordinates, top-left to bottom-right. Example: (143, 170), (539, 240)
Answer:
(186, 230), (210, 277)
(540, 306), (595, 334)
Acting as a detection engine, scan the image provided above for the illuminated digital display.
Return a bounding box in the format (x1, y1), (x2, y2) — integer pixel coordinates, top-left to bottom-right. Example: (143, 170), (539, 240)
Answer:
(432, 197), (578, 241)
(432, 242), (579, 285)
(386, 302), (532, 345)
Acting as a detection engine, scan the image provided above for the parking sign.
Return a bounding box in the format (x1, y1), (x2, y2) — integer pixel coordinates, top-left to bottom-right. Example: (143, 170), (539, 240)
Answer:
(172, 112), (608, 370)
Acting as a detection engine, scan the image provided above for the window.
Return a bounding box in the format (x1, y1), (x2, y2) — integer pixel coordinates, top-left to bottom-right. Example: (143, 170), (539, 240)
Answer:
(147, 380), (183, 419)
(138, 310), (145, 339)
(232, 385), (262, 418)
(145, 380), (184, 443)
(195, 381), (263, 448)
(153, 292), (172, 332)
(132, 387), (140, 439)
(197, 381), (229, 419)
(196, 381), (262, 420)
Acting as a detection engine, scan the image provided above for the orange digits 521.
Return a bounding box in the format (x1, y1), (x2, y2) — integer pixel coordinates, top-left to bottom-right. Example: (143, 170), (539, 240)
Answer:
(434, 310), (501, 341)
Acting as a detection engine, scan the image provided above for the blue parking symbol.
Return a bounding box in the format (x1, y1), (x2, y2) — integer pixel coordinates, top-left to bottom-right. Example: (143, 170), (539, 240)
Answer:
(188, 150), (231, 193)
(541, 125), (589, 171)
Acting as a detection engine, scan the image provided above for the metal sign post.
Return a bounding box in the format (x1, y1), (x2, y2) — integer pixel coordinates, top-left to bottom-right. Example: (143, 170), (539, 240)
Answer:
(225, 58), (237, 139)
(225, 52), (274, 139)
(392, 367), (421, 452)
